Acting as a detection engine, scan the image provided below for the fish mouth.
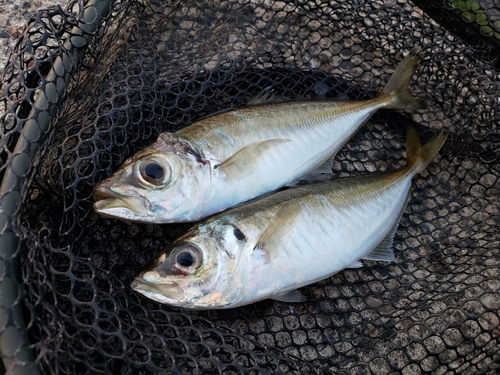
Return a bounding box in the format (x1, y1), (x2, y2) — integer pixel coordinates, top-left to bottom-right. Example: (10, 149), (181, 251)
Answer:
(93, 186), (152, 216)
(131, 275), (185, 305)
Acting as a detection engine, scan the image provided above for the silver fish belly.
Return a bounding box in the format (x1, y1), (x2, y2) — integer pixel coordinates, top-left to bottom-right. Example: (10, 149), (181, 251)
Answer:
(94, 51), (423, 223)
(131, 126), (448, 309)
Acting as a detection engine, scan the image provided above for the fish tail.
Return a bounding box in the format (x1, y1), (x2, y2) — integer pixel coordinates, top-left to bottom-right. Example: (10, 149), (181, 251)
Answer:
(382, 50), (425, 110)
(405, 125), (449, 175)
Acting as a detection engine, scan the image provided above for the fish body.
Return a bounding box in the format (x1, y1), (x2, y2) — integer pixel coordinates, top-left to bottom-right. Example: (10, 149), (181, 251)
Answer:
(94, 52), (423, 223)
(131, 126), (448, 309)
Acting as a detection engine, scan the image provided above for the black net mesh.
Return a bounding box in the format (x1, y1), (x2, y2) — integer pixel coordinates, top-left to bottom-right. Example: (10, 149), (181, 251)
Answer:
(1, 0), (500, 374)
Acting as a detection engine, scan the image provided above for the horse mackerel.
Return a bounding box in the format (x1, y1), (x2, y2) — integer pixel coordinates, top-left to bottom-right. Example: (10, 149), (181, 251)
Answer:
(131, 126), (448, 309)
(94, 51), (424, 223)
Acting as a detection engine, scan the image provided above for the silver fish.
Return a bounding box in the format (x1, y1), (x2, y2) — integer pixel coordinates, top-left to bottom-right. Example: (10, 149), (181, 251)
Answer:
(94, 51), (423, 223)
(131, 126), (448, 309)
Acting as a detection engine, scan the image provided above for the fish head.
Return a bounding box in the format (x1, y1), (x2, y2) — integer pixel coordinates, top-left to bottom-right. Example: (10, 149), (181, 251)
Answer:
(131, 221), (248, 309)
(93, 134), (211, 223)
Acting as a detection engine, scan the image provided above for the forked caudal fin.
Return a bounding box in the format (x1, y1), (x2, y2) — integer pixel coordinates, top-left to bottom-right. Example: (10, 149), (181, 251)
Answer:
(405, 125), (449, 176)
(382, 49), (425, 110)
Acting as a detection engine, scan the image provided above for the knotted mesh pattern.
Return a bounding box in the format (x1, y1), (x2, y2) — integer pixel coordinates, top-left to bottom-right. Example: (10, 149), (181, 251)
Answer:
(1, 0), (499, 374)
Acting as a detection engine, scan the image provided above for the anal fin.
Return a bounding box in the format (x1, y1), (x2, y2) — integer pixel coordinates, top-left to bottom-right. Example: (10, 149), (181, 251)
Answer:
(362, 190), (411, 262)
(346, 261), (364, 269)
(361, 217), (399, 262)
(362, 239), (396, 262)
(287, 157), (333, 187)
(271, 290), (306, 303)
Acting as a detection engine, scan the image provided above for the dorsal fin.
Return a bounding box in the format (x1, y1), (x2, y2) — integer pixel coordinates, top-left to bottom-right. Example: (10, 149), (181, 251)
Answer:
(248, 87), (274, 105)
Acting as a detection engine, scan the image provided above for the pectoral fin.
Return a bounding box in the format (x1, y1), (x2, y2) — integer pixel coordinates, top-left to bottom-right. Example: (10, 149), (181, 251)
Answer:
(253, 202), (302, 261)
(215, 139), (291, 179)
(271, 290), (307, 303)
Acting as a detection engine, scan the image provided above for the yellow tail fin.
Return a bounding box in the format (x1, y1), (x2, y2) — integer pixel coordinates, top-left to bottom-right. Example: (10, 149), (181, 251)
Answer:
(382, 50), (425, 110)
(405, 125), (449, 175)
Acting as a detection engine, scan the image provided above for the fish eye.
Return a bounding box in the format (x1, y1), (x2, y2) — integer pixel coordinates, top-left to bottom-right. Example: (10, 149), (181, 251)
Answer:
(176, 251), (194, 267)
(144, 162), (164, 180)
(233, 227), (246, 241)
(171, 243), (203, 273)
(138, 157), (171, 187)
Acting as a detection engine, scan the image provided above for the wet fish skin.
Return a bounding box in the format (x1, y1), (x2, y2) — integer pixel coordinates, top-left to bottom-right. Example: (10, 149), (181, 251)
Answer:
(94, 51), (424, 223)
(131, 126), (448, 309)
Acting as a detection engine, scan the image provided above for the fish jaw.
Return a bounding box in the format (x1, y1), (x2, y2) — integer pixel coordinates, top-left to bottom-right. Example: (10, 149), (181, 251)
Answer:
(93, 186), (152, 214)
(131, 276), (233, 309)
(131, 277), (186, 306)
(93, 186), (166, 223)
